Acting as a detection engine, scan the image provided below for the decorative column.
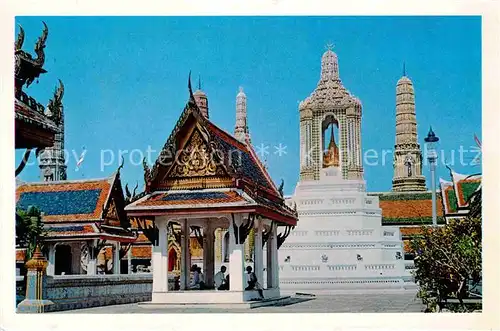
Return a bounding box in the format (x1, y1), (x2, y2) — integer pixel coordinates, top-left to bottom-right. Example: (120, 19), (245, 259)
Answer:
(152, 218), (169, 294)
(113, 241), (120, 274)
(180, 219), (191, 289)
(87, 240), (97, 276)
(17, 245), (55, 313)
(254, 219), (264, 287)
(127, 246), (132, 274)
(46, 243), (55, 276)
(266, 233), (273, 288)
(203, 223), (215, 287)
(271, 222), (280, 288)
(229, 214), (245, 292)
(266, 222), (279, 288)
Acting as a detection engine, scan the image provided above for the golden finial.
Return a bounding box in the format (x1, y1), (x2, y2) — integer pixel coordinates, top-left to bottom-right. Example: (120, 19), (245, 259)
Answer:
(25, 244), (48, 271)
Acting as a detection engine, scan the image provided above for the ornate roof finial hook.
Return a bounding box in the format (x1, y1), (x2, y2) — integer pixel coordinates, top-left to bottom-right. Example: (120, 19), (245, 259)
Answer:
(198, 75), (201, 90)
(118, 155), (125, 173)
(188, 70), (195, 99)
(326, 42), (334, 51)
(34, 21), (48, 66)
(403, 62), (406, 77)
(15, 24), (25, 51)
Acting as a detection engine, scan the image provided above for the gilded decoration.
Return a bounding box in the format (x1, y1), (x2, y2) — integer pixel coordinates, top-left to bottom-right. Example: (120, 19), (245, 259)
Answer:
(171, 129), (225, 178)
(105, 200), (120, 226)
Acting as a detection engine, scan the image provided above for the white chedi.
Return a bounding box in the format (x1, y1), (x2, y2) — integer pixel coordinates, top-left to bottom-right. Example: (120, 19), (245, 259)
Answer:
(278, 167), (410, 291)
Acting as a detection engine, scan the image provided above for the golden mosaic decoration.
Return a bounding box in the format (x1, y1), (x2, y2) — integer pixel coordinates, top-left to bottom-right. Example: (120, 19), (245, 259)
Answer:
(171, 130), (223, 178)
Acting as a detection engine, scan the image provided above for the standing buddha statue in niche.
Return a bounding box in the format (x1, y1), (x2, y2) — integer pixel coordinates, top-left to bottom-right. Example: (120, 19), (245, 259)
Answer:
(323, 125), (340, 168)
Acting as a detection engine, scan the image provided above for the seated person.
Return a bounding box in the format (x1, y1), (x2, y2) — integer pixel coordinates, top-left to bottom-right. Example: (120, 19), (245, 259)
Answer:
(214, 266), (228, 290)
(197, 267), (206, 290)
(189, 265), (200, 289)
(245, 266), (264, 299)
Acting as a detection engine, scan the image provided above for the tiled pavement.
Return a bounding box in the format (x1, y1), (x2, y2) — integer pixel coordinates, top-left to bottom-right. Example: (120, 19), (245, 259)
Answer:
(57, 290), (425, 313)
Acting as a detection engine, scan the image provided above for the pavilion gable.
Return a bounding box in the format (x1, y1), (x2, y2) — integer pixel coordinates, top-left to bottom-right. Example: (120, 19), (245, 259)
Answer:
(155, 122), (232, 190)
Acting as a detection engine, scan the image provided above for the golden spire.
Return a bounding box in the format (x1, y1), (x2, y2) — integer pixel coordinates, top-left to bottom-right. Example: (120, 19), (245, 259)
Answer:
(25, 244), (48, 271)
(323, 124), (339, 168)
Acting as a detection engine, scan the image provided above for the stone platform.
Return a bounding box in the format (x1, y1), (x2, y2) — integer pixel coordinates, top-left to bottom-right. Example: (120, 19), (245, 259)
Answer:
(140, 295), (291, 309)
(56, 291), (425, 313)
(147, 288), (281, 305)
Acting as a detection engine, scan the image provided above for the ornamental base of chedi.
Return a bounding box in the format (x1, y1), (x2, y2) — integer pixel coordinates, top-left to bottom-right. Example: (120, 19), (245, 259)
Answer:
(279, 167), (412, 291)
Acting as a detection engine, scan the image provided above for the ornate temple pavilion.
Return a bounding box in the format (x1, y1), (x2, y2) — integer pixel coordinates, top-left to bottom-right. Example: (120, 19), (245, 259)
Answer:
(125, 77), (297, 304)
(16, 168), (136, 276)
(15, 22), (61, 175)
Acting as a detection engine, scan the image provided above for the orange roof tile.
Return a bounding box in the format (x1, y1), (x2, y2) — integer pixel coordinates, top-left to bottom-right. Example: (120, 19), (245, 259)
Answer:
(131, 246), (152, 259)
(136, 190), (246, 207)
(399, 227), (424, 237)
(380, 198), (443, 219)
(16, 178), (113, 223)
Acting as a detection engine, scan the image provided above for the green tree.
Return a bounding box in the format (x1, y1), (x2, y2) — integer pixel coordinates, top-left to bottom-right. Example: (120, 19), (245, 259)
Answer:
(410, 215), (482, 312)
(16, 206), (45, 262)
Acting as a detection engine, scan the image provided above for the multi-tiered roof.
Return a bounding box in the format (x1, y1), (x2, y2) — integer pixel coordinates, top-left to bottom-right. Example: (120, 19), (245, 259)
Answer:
(16, 169), (136, 243)
(126, 75), (297, 226)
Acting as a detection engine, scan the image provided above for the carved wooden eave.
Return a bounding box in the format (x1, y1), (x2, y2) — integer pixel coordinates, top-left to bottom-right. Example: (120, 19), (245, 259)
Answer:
(15, 22), (48, 92)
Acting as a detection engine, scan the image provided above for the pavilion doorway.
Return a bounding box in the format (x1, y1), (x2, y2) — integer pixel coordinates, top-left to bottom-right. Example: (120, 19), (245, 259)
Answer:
(55, 244), (72, 275)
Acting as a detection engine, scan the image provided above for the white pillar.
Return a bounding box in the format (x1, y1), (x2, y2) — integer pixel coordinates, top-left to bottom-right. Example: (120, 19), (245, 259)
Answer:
(180, 219), (191, 290)
(271, 222), (280, 288)
(87, 240), (97, 276)
(127, 246), (132, 274)
(47, 243), (55, 276)
(152, 218), (169, 293)
(229, 214), (245, 292)
(266, 239), (273, 288)
(254, 219), (264, 287)
(113, 241), (120, 274)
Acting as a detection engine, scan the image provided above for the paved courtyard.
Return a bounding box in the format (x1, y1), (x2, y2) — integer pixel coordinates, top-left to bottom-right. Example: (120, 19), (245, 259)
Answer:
(56, 290), (425, 313)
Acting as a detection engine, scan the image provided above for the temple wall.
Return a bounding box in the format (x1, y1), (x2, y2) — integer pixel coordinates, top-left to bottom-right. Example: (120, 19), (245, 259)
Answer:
(17, 274), (174, 312)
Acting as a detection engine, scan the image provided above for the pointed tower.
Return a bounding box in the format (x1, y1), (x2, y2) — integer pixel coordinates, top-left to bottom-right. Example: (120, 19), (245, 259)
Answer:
(234, 86), (250, 143)
(193, 77), (209, 118)
(298, 45), (363, 181)
(391, 66), (426, 191)
(39, 80), (67, 181)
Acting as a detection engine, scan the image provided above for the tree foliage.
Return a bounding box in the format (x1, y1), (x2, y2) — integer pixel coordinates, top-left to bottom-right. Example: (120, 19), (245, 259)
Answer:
(16, 206), (45, 261)
(410, 215), (482, 312)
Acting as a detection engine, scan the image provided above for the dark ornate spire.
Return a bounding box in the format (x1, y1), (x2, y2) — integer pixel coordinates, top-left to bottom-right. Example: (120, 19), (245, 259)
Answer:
(46, 79), (64, 126)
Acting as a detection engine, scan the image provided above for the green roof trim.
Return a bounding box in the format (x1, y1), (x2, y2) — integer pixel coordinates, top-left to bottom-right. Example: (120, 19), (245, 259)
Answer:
(444, 187), (458, 213)
(459, 181), (481, 205)
(382, 216), (445, 225)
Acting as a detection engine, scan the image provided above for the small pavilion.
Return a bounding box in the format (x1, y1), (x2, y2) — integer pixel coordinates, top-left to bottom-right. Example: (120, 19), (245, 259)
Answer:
(16, 167), (136, 276)
(125, 77), (297, 304)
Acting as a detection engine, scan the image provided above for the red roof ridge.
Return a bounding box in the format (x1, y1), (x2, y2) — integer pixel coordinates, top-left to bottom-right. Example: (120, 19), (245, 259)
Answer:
(205, 119), (279, 196)
(245, 142), (280, 194)
(205, 121), (247, 151)
(18, 175), (114, 187)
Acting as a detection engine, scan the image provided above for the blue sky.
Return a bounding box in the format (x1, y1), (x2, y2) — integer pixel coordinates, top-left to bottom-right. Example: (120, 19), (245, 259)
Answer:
(15, 16), (481, 195)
